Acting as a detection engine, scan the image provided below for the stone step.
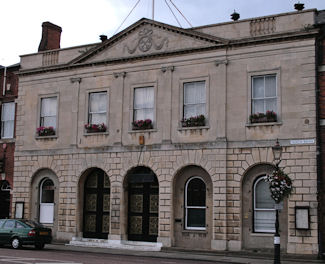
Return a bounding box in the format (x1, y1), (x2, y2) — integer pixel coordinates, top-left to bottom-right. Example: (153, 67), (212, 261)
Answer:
(68, 237), (162, 251)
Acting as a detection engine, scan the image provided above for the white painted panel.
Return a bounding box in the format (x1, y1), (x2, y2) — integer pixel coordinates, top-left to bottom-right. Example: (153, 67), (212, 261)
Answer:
(40, 203), (54, 223)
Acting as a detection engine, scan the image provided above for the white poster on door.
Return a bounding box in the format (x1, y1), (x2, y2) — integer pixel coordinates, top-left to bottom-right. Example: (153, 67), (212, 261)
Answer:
(40, 203), (54, 224)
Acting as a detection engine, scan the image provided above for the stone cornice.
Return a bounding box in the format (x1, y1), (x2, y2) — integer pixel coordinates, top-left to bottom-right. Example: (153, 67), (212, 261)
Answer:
(19, 28), (319, 77)
(14, 138), (316, 157)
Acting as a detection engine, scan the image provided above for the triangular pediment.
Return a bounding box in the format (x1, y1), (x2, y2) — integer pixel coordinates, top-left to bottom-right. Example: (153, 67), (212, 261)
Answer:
(71, 19), (227, 64)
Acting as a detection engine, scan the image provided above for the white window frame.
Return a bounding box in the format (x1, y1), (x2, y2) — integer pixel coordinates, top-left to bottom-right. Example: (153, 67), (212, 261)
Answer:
(130, 83), (156, 129)
(179, 76), (209, 127)
(183, 81), (206, 119)
(253, 176), (276, 233)
(133, 86), (154, 122)
(247, 69), (281, 123)
(251, 74), (277, 113)
(1, 102), (15, 139)
(88, 91), (108, 125)
(185, 176), (206, 230)
(39, 95), (58, 130)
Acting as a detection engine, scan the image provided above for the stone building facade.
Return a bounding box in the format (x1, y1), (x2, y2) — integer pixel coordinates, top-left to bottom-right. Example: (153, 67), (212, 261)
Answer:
(13, 9), (320, 254)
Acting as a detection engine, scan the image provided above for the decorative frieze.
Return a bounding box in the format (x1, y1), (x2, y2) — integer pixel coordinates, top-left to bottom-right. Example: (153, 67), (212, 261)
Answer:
(124, 27), (168, 54)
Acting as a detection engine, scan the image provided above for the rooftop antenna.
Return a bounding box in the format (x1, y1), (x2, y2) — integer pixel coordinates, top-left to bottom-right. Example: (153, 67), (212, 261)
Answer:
(114, 0), (141, 34)
(169, 0), (192, 27)
(114, 0), (192, 34)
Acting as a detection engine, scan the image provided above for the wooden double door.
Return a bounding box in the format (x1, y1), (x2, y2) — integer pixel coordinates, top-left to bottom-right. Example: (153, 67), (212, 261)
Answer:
(83, 169), (110, 239)
(128, 173), (158, 242)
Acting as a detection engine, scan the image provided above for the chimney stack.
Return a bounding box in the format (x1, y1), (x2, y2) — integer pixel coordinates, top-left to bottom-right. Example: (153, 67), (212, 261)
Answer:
(100, 35), (107, 42)
(38, 22), (62, 52)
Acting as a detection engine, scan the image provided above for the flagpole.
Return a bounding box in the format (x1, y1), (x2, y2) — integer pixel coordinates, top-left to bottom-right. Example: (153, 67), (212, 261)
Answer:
(152, 0), (155, 20)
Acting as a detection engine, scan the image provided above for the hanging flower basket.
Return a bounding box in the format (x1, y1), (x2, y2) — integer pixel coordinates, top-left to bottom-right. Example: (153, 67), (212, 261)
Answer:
(265, 166), (293, 203)
(84, 123), (107, 133)
(132, 119), (153, 130)
(37, 126), (55, 136)
(181, 115), (206, 127)
(250, 111), (277, 123)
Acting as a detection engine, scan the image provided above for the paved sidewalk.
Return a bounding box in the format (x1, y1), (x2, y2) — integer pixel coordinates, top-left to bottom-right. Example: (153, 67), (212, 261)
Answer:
(46, 243), (325, 264)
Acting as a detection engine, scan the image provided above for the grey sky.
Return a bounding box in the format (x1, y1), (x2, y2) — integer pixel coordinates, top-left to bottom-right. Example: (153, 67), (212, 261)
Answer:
(1, 0), (325, 66)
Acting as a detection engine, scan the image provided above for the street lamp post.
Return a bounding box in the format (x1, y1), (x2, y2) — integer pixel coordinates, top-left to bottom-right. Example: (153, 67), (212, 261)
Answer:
(272, 139), (283, 264)
(274, 208), (280, 264)
(267, 139), (292, 264)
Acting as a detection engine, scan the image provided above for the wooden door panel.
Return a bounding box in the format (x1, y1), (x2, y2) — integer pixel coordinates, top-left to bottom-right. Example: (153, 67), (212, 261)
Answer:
(128, 181), (158, 242)
(83, 170), (110, 239)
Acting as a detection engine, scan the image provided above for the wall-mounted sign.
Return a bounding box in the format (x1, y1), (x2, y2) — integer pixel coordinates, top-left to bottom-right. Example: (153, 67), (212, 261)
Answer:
(15, 202), (24, 219)
(295, 206), (310, 230)
(290, 139), (315, 145)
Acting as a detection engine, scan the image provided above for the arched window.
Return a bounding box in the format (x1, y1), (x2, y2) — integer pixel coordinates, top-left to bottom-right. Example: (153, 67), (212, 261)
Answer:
(39, 178), (55, 224)
(253, 176), (276, 233)
(185, 177), (206, 230)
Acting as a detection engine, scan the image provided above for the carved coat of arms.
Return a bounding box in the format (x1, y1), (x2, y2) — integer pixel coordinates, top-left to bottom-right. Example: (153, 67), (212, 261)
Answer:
(124, 27), (168, 54)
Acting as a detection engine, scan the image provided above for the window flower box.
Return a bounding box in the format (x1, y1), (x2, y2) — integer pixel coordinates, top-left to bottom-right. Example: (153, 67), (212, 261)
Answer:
(84, 123), (107, 133)
(181, 115), (206, 127)
(37, 126), (55, 137)
(250, 111), (277, 123)
(132, 119), (153, 130)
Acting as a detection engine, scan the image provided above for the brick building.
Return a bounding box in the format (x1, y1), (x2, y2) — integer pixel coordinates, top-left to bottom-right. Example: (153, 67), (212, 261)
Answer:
(317, 9), (325, 258)
(0, 63), (19, 219)
(13, 9), (321, 255)
(0, 22), (62, 221)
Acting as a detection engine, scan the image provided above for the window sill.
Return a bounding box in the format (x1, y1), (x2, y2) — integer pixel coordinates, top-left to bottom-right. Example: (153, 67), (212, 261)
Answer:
(182, 229), (207, 234)
(84, 131), (109, 136)
(129, 129), (157, 134)
(251, 232), (274, 236)
(178, 126), (209, 131)
(246, 121), (282, 127)
(0, 138), (15, 143)
(35, 135), (58, 140)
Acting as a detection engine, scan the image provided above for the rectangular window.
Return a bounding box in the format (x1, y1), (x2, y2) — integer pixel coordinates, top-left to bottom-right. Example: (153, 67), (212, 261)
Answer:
(1, 102), (15, 138)
(251, 74), (277, 115)
(88, 92), (107, 125)
(40, 97), (57, 129)
(133, 87), (154, 122)
(183, 81), (206, 119)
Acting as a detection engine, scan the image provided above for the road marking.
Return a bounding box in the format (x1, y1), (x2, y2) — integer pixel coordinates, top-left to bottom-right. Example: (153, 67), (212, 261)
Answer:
(0, 255), (81, 264)
(0, 256), (34, 264)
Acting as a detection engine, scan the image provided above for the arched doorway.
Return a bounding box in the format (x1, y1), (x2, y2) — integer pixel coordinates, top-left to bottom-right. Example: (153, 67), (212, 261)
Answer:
(31, 169), (59, 239)
(83, 168), (110, 239)
(0, 180), (11, 219)
(242, 164), (288, 251)
(173, 165), (212, 250)
(126, 166), (158, 242)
